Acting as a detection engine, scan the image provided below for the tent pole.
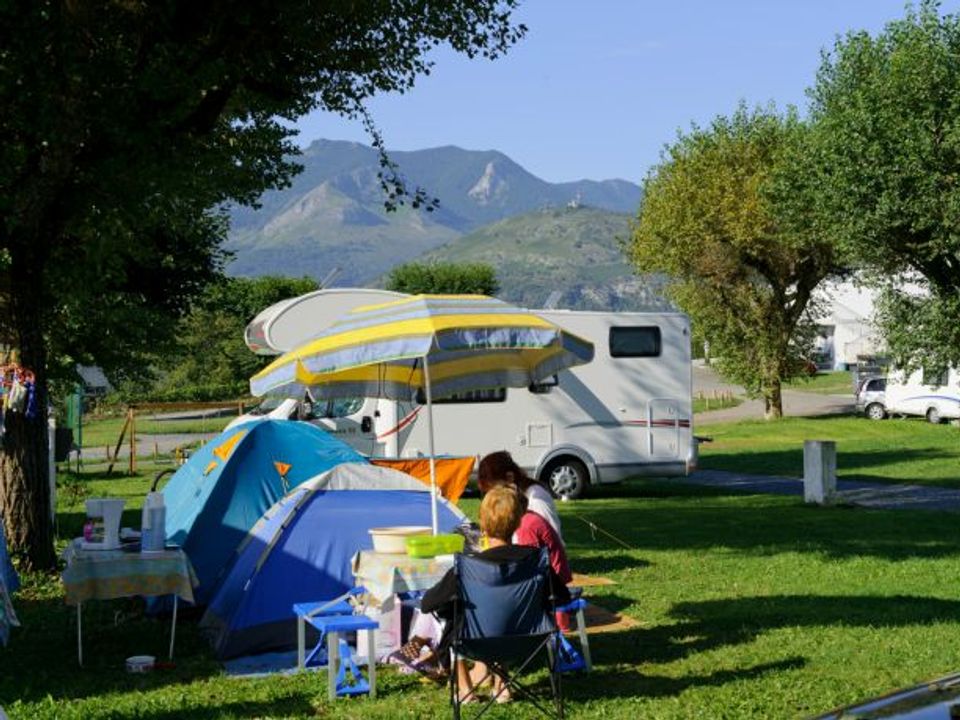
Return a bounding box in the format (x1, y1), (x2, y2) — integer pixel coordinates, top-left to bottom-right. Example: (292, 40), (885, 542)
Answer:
(422, 355), (439, 535)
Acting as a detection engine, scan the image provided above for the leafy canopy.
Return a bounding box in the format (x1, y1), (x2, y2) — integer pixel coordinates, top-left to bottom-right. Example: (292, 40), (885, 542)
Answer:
(385, 261), (500, 296)
(630, 106), (835, 418)
(808, 0), (960, 369)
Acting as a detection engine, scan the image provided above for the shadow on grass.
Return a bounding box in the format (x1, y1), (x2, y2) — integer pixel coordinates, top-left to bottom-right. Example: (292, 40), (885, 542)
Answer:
(701, 447), (959, 485)
(565, 484), (960, 561)
(90, 694), (317, 720)
(0, 595), (221, 705)
(565, 654), (806, 701)
(570, 554), (650, 576)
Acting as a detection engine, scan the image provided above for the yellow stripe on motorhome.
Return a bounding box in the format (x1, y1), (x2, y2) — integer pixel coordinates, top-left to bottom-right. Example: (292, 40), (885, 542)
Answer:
(295, 346), (564, 388)
(255, 314), (555, 377)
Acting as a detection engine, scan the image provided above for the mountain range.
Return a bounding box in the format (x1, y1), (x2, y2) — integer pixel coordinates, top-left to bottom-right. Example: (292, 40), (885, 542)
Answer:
(226, 139), (658, 308)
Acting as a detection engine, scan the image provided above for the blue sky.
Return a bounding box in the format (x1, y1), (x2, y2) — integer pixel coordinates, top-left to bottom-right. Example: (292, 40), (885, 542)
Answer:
(295, 1), (960, 184)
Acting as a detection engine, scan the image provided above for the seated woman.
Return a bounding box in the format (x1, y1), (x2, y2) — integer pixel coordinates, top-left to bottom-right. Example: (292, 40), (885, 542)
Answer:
(420, 485), (570, 701)
(478, 451), (564, 544)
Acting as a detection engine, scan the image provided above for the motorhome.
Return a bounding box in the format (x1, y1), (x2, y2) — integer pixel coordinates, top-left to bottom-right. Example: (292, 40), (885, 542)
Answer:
(235, 289), (695, 498)
(882, 366), (960, 424)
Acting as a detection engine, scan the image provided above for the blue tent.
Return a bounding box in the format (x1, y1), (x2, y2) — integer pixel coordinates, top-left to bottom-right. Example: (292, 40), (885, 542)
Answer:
(200, 463), (465, 659)
(162, 420), (365, 605)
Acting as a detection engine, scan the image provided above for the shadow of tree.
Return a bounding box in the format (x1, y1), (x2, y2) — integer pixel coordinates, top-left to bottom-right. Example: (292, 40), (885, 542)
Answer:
(563, 486), (960, 561)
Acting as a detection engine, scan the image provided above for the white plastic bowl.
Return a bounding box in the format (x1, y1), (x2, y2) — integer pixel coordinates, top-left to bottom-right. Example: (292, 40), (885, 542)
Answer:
(369, 526), (431, 554)
(125, 655), (155, 673)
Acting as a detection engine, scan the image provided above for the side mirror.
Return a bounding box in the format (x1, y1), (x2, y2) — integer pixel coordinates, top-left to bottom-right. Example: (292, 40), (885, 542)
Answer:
(360, 416), (373, 433)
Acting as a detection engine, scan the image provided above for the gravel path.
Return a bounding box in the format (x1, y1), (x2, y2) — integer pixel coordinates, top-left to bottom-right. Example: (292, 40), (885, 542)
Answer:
(681, 469), (960, 512)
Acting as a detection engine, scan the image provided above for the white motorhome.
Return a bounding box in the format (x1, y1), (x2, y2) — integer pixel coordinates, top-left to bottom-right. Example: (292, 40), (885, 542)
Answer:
(883, 366), (960, 424)
(235, 290), (695, 498)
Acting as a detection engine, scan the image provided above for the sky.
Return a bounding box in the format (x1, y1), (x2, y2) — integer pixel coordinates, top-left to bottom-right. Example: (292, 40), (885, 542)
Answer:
(294, 1), (960, 184)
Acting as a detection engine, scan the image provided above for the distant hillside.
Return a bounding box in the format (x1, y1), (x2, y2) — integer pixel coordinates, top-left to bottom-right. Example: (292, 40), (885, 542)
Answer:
(415, 206), (671, 311)
(226, 140), (642, 286)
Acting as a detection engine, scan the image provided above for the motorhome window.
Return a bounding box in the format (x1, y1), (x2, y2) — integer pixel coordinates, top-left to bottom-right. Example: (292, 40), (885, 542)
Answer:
(868, 378), (886, 392)
(415, 387), (507, 404)
(323, 398), (364, 418)
(529, 375), (559, 394)
(609, 326), (661, 357)
(922, 367), (949, 387)
(251, 397), (283, 416)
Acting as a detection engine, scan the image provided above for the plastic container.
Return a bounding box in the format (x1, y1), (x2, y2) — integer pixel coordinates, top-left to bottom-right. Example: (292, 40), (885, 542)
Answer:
(368, 526), (431, 554)
(141, 492), (166, 553)
(125, 655), (155, 673)
(405, 533), (464, 558)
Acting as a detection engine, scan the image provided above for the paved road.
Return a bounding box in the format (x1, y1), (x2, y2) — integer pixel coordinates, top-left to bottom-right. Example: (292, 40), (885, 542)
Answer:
(693, 364), (856, 424)
(80, 433), (219, 461)
(682, 469), (960, 512)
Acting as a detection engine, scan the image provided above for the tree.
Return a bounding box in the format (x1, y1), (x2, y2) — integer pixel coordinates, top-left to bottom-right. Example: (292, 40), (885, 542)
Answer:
(386, 261), (500, 295)
(808, 0), (960, 371)
(0, 1), (524, 569)
(145, 276), (320, 402)
(629, 106), (836, 419)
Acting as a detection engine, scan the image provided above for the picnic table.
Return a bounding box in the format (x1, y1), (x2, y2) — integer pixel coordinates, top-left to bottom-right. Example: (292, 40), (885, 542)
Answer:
(351, 550), (453, 603)
(61, 539), (197, 665)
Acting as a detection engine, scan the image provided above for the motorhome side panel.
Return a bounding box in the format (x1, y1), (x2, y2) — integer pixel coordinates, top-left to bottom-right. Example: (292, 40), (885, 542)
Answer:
(885, 367), (960, 421)
(387, 311), (693, 485)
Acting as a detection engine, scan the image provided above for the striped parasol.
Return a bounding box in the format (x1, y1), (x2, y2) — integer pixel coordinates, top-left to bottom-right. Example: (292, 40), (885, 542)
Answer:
(250, 294), (594, 532)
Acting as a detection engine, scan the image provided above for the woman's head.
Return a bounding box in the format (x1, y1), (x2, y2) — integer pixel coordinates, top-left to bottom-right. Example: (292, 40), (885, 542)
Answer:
(478, 485), (527, 542)
(477, 450), (535, 495)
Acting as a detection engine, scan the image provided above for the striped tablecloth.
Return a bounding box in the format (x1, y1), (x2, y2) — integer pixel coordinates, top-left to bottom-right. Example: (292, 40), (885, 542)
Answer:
(352, 550), (453, 602)
(61, 540), (197, 606)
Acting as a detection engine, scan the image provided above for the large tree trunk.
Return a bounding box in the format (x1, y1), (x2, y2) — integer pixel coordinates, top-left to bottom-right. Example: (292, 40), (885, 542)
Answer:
(763, 377), (783, 420)
(0, 243), (55, 571)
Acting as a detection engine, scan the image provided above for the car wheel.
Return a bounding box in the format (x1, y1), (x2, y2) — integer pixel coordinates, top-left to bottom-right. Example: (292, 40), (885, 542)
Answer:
(543, 458), (588, 500)
(927, 406), (943, 424)
(865, 403), (887, 421)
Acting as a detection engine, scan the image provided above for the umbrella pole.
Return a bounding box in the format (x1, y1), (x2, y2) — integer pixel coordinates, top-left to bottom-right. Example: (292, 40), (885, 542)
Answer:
(421, 354), (439, 535)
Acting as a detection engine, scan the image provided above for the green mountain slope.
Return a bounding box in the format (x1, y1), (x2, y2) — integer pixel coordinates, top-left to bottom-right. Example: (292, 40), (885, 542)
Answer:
(416, 206), (670, 311)
(225, 140), (642, 287)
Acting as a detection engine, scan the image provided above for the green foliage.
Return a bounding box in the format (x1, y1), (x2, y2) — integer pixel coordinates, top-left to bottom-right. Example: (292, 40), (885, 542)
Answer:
(630, 106), (836, 418)
(138, 275), (318, 402)
(0, 1), (524, 566)
(385, 261), (500, 295)
(808, 0), (960, 368)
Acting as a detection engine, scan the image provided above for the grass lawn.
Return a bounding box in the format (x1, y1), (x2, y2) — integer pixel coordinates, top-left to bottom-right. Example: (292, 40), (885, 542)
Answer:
(784, 371), (854, 395)
(698, 415), (960, 487)
(5, 470), (960, 718)
(79, 415), (235, 449)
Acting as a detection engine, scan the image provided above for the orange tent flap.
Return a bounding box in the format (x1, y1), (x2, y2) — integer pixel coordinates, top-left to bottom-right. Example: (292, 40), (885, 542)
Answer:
(371, 457), (475, 504)
(274, 461), (292, 478)
(213, 430), (246, 462)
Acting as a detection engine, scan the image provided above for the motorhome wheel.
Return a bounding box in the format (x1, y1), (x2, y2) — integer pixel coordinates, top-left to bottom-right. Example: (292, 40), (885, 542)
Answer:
(926, 407), (943, 424)
(865, 403), (886, 421)
(544, 458), (588, 500)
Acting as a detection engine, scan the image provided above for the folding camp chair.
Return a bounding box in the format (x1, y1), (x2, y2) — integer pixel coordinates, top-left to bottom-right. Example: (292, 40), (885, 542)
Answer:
(449, 548), (563, 720)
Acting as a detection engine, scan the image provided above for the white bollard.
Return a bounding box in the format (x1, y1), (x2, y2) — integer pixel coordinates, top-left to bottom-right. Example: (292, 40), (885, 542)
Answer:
(803, 440), (837, 504)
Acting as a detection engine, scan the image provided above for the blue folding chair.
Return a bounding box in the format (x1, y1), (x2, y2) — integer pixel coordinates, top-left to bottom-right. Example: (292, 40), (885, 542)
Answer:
(450, 547), (564, 720)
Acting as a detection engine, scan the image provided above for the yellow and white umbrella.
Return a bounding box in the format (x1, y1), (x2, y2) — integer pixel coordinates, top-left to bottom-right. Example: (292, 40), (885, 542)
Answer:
(250, 294), (594, 532)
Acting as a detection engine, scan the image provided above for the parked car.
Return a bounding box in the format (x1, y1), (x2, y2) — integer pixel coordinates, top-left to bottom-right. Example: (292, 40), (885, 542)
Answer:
(855, 376), (886, 420)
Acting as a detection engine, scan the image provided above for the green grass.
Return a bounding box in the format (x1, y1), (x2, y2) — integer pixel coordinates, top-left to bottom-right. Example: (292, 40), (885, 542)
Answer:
(785, 371), (855, 395)
(79, 416), (235, 449)
(6, 467), (960, 717)
(698, 415), (960, 486)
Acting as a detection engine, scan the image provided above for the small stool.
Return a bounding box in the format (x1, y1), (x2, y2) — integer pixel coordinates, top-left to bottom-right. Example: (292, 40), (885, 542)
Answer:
(294, 599), (355, 669)
(555, 594), (591, 672)
(308, 614), (380, 700)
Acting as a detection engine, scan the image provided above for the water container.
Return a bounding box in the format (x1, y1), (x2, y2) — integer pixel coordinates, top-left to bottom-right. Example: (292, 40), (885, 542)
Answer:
(141, 492), (166, 552)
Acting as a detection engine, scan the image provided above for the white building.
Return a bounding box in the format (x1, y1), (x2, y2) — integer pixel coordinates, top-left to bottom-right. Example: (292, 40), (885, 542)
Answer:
(813, 281), (882, 371)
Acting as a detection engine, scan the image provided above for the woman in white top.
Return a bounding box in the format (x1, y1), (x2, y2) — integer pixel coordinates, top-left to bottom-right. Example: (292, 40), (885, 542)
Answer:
(477, 451), (563, 542)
